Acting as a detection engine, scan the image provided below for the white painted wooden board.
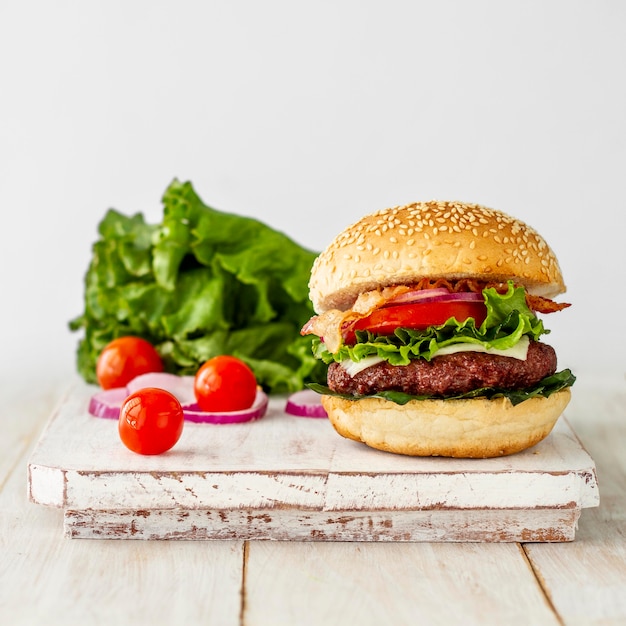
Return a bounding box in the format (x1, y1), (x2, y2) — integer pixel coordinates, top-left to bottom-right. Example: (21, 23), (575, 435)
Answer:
(28, 382), (599, 541)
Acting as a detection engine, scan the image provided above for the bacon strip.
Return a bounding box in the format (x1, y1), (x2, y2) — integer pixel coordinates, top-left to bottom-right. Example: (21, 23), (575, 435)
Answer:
(526, 294), (571, 313)
(301, 285), (412, 352)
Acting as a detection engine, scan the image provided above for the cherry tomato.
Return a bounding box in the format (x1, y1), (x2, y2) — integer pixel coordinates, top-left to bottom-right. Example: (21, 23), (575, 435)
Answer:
(96, 336), (163, 390)
(346, 300), (488, 342)
(194, 356), (257, 413)
(119, 388), (184, 455)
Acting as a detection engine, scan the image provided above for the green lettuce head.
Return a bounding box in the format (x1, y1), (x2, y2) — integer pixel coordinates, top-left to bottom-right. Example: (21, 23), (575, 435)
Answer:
(70, 179), (328, 394)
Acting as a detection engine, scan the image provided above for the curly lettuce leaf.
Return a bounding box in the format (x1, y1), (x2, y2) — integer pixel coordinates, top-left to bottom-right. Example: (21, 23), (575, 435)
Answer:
(308, 369), (576, 407)
(315, 282), (547, 366)
(69, 179), (327, 394)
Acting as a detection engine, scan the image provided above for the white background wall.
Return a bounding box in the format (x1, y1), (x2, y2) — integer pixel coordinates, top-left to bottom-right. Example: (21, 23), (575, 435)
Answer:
(1, 1), (624, 389)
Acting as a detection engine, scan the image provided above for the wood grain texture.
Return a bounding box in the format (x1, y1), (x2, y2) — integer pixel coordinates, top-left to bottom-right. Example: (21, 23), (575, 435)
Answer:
(1, 377), (624, 624)
(0, 382), (62, 491)
(524, 381), (626, 625)
(243, 541), (561, 626)
(0, 407), (245, 625)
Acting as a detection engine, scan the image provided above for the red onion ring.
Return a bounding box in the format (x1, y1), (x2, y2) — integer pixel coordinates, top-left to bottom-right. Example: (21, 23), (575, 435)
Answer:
(88, 387), (127, 419)
(126, 372), (196, 405)
(181, 389), (269, 424)
(386, 289), (483, 306)
(285, 389), (328, 418)
(88, 374), (269, 424)
(386, 288), (448, 304)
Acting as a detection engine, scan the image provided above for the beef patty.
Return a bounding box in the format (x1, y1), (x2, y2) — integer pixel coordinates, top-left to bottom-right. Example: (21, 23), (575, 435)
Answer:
(327, 340), (557, 397)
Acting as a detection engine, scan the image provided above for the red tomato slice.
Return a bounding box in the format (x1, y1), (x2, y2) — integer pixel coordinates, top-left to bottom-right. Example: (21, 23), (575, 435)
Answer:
(119, 388), (184, 455)
(194, 356), (258, 413)
(345, 300), (487, 342)
(96, 336), (163, 390)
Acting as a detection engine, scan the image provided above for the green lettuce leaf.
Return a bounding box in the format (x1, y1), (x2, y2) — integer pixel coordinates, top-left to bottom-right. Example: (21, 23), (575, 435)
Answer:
(308, 369), (576, 406)
(69, 179), (328, 394)
(315, 282), (547, 366)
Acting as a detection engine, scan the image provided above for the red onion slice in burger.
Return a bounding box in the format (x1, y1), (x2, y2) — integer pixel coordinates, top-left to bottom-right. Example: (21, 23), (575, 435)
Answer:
(386, 289), (483, 306)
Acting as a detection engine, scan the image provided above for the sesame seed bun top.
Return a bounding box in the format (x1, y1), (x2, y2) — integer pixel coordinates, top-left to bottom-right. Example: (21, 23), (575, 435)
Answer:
(309, 201), (566, 313)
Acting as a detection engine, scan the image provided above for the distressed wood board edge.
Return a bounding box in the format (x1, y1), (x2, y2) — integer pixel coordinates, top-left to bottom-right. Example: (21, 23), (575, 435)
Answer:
(64, 506), (582, 542)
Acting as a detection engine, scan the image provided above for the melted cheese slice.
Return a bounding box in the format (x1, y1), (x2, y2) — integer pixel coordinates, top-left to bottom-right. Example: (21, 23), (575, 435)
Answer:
(339, 336), (530, 377)
(434, 335), (530, 360)
(340, 356), (386, 377)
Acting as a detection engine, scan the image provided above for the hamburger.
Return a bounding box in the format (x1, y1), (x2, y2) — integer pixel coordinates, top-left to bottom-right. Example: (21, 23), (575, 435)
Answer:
(302, 201), (575, 458)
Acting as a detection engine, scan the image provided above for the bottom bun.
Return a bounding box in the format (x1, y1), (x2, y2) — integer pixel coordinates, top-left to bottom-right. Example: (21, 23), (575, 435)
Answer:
(321, 389), (571, 458)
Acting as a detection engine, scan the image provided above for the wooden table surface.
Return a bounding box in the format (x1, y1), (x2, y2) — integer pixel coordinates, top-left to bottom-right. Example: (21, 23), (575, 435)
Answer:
(1, 375), (624, 625)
